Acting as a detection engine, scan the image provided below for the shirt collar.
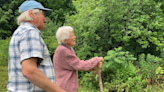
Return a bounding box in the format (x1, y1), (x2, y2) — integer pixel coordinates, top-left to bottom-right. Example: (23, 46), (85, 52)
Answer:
(20, 22), (40, 32)
(61, 44), (72, 51)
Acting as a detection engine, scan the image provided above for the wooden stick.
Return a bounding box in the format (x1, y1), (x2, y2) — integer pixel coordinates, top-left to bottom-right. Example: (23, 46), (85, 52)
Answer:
(98, 68), (103, 92)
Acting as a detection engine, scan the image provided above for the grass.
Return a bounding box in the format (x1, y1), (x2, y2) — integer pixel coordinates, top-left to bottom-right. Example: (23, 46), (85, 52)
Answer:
(0, 66), (8, 92)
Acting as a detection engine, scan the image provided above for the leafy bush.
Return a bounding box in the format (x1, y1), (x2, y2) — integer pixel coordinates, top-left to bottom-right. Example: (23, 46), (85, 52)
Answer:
(104, 75), (146, 92)
(79, 72), (99, 92)
(65, 0), (164, 61)
(64, 0), (164, 90)
(0, 0), (75, 39)
(103, 47), (137, 82)
(125, 75), (146, 92)
(79, 47), (146, 91)
(102, 47), (147, 91)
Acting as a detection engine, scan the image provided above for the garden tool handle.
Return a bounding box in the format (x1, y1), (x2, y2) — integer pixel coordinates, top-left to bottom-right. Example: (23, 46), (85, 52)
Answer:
(98, 68), (103, 92)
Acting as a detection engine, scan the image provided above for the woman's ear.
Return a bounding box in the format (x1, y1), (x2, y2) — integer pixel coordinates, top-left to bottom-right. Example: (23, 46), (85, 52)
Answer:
(64, 39), (68, 44)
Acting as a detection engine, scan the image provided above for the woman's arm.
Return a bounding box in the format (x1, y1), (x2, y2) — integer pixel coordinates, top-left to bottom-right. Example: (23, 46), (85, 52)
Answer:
(66, 53), (104, 71)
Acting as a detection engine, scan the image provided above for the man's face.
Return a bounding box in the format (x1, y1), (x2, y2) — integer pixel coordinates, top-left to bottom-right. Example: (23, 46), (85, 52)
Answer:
(34, 10), (47, 30)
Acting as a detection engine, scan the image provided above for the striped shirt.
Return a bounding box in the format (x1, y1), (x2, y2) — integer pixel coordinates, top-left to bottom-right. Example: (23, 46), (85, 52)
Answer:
(7, 22), (55, 92)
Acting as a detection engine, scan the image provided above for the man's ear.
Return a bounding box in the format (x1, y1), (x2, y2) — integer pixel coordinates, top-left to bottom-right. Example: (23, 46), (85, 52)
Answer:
(29, 9), (35, 19)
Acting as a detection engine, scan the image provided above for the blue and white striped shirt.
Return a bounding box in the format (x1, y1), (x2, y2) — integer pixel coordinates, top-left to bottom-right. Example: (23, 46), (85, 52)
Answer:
(7, 22), (55, 92)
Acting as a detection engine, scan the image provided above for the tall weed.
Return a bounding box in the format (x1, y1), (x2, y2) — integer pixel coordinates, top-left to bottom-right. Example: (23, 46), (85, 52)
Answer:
(138, 54), (162, 82)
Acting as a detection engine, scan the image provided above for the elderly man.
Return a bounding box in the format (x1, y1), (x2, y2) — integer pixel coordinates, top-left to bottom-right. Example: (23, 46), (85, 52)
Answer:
(7, 0), (65, 92)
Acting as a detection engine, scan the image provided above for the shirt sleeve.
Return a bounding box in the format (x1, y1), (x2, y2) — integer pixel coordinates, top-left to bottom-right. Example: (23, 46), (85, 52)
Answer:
(19, 29), (43, 63)
(65, 51), (101, 71)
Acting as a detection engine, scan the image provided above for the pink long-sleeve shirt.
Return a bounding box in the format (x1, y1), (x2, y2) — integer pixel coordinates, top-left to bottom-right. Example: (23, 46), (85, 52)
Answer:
(53, 45), (101, 92)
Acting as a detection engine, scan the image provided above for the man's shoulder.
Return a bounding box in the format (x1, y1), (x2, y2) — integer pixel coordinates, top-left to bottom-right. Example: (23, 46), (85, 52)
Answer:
(18, 23), (36, 31)
(14, 23), (39, 37)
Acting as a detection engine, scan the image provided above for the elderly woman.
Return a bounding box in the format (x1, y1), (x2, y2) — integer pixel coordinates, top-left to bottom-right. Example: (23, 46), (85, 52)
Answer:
(53, 26), (104, 92)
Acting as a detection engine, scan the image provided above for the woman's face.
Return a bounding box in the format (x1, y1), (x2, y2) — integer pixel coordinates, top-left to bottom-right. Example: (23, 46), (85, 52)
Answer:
(65, 31), (76, 48)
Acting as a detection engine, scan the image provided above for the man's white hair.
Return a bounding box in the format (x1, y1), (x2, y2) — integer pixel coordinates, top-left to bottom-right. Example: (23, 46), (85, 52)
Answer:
(17, 9), (42, 25)
(56, 26), (73, 44)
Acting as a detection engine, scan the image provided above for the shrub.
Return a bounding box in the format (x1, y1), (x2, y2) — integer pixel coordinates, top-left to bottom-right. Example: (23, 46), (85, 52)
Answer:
(103, 47), (137, 82)
(102, 47), (147, 91)
(79, 47), (147, 92)
(79, 72), (99, 92)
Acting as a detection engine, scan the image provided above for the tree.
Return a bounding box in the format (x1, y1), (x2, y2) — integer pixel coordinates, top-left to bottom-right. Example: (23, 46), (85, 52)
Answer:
(0, 0), (24, 39)
(38, 0), (75, 24)
(65, 0), (164, 91)
(0, 0), (75, 39)
(65, 0), (164, 59)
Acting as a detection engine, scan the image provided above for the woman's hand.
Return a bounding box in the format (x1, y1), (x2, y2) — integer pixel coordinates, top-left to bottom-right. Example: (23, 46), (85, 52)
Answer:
(99, 57), (104, 62)
(98, 57), (104, 68)
(98, 62), (102, 68)
(93, 57), (104, 70)
(92, 57), (104, 75)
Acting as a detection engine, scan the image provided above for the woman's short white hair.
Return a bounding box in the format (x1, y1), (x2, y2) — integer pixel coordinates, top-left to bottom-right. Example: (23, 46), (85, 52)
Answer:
(17, 9), (42, 25)
(56, 26), (73, 44)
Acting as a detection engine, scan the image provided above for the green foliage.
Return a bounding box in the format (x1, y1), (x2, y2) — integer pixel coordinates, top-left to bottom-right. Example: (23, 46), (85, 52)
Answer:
(79, 72), (99, 92)
(138, 53), (162, 80)
(156, 66), (164, 82)
(0, 0), (24, 39)
(65, 0), (164, 60)
(65, 0), (108, 60)
(39, 0), (75, 24)
(78, 86), (93, 92)
(41, 18), (62, 56)
(103, 47), (137, 82)
(0, 0), (75, 39)
(0, 38), (10, 66)
(104, 75), (146, 92)
(125, 76), (146, 92)
(78, 47), (148, 92)
(64, 0), (164, 91)
(1, 0), (164, 91)
(143, 85), (164, 92)
(156, 66), (164, 75)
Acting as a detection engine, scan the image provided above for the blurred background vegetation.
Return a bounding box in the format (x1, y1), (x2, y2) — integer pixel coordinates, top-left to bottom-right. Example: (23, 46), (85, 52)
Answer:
(1, 0), (164, 91)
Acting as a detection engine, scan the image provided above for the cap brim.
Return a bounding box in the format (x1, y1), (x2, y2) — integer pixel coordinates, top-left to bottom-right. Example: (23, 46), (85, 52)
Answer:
(41, 8), (53, 16)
